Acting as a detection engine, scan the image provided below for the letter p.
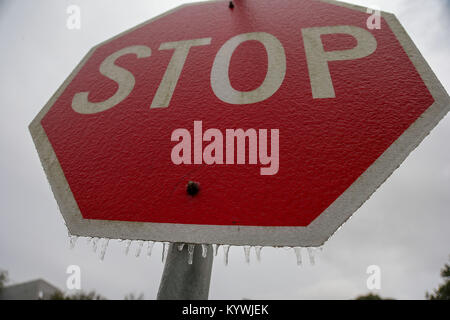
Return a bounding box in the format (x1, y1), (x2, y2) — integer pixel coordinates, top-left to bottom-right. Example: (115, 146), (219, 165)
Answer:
(302, 25), (377, 99)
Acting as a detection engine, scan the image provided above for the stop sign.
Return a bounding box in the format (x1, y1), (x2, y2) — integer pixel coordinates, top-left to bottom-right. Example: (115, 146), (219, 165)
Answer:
(30, 0), (449, 247)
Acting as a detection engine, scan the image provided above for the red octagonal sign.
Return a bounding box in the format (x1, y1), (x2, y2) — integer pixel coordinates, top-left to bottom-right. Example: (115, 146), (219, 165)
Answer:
(30, 0), (449, 246)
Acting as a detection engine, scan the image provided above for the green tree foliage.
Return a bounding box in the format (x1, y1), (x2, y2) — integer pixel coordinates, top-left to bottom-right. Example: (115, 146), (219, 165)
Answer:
(0, 270), (9, 291)
(124, 292), (144, 300)
(49, 290), (106, 300)
(355, 293), (394, 300)
(426, 262), (450, 300)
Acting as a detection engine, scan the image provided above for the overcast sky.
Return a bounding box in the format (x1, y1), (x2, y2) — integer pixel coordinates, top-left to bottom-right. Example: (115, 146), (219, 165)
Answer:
(0, 0), (449, 300)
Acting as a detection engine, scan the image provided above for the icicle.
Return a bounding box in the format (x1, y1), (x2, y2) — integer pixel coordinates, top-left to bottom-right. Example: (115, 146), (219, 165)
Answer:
(99, 239), (109, 261)
(294, 247), (302, 266)
(135, 240), (143, 257)
(201, 244), (208, 258)
(178, 243), (185, 251)
(162, 242), (169, 263)
(147, 241), (155, 258)
(187, 244), (195, 265)
(307, 247), (316, 265)
(244, 246), (251, 264)
(69, 236), (78, 249)
(223, 245), (230, 266)
(86, 237), (92, 245)
(92, 237), (99, 253)
(255, 246), (262, 262)
(124, 239), (132, 255)
(212, 244), (220, 256)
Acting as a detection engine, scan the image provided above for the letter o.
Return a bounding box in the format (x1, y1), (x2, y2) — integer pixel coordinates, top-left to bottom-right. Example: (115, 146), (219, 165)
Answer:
(211, 32), (286, 105)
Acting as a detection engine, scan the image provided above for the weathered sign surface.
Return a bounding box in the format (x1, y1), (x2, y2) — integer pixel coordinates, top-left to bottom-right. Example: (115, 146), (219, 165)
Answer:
(30, 0), (450, 246)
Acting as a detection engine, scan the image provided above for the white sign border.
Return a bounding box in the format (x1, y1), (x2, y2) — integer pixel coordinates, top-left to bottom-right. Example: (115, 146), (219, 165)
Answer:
(29, 0), (450, 247)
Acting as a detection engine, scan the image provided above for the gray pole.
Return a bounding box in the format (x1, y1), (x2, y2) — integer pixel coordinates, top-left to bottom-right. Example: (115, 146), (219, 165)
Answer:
(157, 243), (214, 300)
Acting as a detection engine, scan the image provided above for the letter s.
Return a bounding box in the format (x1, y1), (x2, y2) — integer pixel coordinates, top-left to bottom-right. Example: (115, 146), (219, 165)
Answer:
(72, 45), (151, 114)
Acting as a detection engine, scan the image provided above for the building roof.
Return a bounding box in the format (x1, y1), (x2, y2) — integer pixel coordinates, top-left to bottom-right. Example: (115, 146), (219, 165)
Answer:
(0, 279), (61, 300)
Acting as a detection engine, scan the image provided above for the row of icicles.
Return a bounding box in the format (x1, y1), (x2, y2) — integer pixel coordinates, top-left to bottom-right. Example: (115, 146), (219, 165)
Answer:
(68, 236), (322, 266)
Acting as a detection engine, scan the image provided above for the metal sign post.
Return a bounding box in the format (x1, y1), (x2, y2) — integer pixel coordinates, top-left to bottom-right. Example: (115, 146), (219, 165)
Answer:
(157, 244), (214, 300)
